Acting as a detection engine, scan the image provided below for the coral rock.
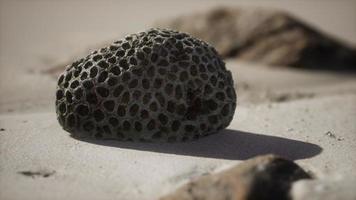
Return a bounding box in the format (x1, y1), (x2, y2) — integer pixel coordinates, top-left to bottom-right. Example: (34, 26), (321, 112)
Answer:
(55, 28), (236, 142)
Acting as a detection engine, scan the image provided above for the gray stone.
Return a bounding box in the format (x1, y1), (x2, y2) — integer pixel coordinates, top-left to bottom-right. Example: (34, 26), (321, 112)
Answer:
(156, 7), (356, 70)
(160, 154), (311, 200)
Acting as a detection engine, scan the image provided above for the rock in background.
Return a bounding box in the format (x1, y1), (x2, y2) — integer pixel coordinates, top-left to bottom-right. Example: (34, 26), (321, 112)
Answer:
(156, 7), (356, 70)
(160, 154), (311, 200)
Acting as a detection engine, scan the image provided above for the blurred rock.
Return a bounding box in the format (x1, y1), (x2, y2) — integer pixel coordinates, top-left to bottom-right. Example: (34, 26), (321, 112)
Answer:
(156, 7), (356, 70)
(291, 177), (356, 200)
(160, 154), (311, 200)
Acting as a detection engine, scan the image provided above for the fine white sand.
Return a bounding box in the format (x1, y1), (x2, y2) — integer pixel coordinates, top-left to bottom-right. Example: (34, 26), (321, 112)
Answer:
(1, 1), (356, 200)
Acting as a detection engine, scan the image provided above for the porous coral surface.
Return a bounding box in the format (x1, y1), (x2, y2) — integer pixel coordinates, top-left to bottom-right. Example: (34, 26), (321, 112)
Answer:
(56, 28), (236, 142)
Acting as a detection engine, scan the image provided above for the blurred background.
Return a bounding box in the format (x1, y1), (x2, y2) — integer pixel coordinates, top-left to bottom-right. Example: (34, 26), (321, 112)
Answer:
(1, 0), (356, 69)
(0, 0), (356, 113)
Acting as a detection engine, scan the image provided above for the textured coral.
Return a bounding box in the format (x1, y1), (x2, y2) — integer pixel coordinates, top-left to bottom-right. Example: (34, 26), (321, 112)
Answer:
(56, 28), (236, 142)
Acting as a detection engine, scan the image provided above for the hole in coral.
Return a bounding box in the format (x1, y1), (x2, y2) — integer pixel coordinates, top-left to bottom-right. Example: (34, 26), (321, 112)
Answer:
(132, 68), (143, 76)
(134, 121), (142, 131)
(190, 65), (198, 76)
(215, 92), (225, 101)
(175, 85), (183, 99)
(103, 125), (111, 135)
(167, 101), (176, 113)
(65, 72), (72, 82)
(221, 104), (230, 116)
(218, 81), (225, 89)
(142, 79), (150, 89)
(200, 73), (209, 80)
(66, 114), (76, 127)
(76, 105), (89, 116)
(117, 105), (126, 116)
(210, 75), (217, 86)
(158, 114), (168, 125)
(179, 71), (189, 82)
(147, 66), (155, 77)
(56, 90), (64, 100)
(122, 42), (130, 50)
(121, 91), (130, 103)
(143, 47), (151, 54)
(98, 61), (109, 68)
(108, 57), (116, 64)
(65, 91), (73, 103)
(155, 92), (165, 106)
(158, 68), (167, 75)
(147, 120), (156, 130)
(140, 110), (149, 119)
(106, 77), (118, 87)
(83, 80), (94, 89)
(176, 104), (186, 115)
(129, 57), (137, 65)
(80, 72), (88, 80)
(119, 59), (129, 70)
(200, 123), (207, 131)
(109, 117), (119, 127)
(226, 87), (234, 99)
(149, 102), (158, 112)
(206, 99), (218, 111)
(98, 71), (108, 83)
(164, 84), (173, 95)
(96, 87), (109, 97)
(129, 79), (138, 88)
(110, 66), (121, 75)
(150, 53), (158, 63)
(84, 61), (93, 69)
(93, 110), (105, 122)
(204, 84), (213, 95)
(158, 59), (169, 67)
(171, 120), (180, 132)
(113, 85), (124, 97)
(58, 75), (64, 85)
(116, 50), (125, 57)
(86, 93), (98, 104)
(83, 121), (94, 131)
(208, 115), (218, 124)
(143, 93), (152, 104)
(137, 51), (145, 60)
(129, 104), (139, 116)
(58, 103), (66, 114)
(192, 55), (200, 64)
(121, 72), (131, 82)
(70, 80), (79, 89)
(123, 121), (131, 131)
(93, 55), (103, 62)
(132, 90), (142, 100)
(103, 100), (115, 112)
(74, 88), (83, 99)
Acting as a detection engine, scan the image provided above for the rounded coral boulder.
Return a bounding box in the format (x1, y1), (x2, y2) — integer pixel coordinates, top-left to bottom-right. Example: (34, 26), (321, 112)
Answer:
(55, 28), (236, 142)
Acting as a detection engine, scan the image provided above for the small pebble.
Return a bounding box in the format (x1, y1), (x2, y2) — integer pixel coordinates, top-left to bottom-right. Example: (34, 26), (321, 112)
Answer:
(325, 131), (336, 139)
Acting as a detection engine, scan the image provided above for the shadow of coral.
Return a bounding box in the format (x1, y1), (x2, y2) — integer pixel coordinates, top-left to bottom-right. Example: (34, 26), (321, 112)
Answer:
(75, 129), (322, 160)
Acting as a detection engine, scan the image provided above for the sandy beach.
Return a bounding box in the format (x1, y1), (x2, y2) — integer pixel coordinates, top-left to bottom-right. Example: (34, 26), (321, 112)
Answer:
(1, 0), (356, 199)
